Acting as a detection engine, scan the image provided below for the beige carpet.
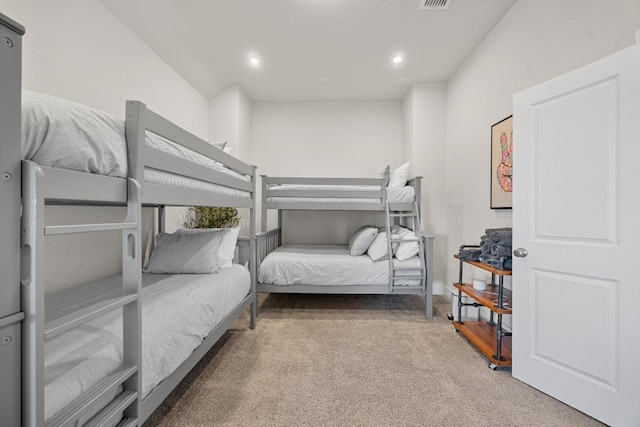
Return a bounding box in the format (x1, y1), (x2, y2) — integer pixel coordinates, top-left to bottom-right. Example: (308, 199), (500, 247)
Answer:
(144, 294), (604, 427)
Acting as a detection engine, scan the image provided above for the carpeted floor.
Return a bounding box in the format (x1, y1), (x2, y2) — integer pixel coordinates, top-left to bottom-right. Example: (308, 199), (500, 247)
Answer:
(143, 294), (604, 427)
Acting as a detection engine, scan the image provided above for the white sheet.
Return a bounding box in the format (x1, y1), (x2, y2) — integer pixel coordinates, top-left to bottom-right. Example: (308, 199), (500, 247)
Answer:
(44, 266), (250, 421)
(21, 90), (250, 197)
(258, 244), (422, 286)
(266, 184), (415, 204)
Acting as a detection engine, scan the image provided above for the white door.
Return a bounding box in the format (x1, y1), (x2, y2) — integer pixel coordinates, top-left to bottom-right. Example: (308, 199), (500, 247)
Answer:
(512, 42), (640, 427)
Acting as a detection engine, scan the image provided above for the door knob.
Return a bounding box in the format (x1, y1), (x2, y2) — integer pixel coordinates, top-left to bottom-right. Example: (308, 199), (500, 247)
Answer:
(513, 248), (528, 258)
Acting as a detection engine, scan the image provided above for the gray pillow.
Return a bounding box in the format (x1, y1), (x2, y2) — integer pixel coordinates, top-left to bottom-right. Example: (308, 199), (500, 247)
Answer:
(145, 230), (226, 274)
(348, 226), (378, 256)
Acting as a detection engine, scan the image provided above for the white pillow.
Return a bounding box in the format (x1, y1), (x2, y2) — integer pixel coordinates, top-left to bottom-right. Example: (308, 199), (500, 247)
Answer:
(391, 225), (412, 238)
(366, 230), (400, 262)
(21, 90), (128, 177)
(395, 230), (420, 261)
(348, 226), (378, 256)
(146, 229), (226, 274)
(211, 141), (227, 150)
(177, 227), (240, 268)
(374, 164), (390, 186)
(389, 162), (410, 187)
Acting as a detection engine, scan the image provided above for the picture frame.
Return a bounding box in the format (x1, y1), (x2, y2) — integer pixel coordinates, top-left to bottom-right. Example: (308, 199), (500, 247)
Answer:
(490, 115), (513, 209)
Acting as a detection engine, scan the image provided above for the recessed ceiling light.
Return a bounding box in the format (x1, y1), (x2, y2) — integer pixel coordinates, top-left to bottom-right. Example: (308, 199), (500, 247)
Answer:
(393, 56), (404, 64)
(319, 77), (329, 83)
(249, 56), (260, 66)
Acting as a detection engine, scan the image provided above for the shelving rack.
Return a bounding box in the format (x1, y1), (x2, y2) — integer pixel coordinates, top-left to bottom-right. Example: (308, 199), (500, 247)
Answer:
(452, 250), (512, 369)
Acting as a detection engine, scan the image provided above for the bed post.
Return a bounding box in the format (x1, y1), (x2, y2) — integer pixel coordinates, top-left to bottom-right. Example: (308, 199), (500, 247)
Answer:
(260, 175), (267, 232)
(0, 13), (25, 427)
(250, 166), (258, 326)
(424, 236), (434, 319)
(125, 100), (146, 189)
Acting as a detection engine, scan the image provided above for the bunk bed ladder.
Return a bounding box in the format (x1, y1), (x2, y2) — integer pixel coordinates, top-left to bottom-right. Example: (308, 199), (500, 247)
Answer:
(385, 200), (427, 293)
(22, 163), (142, 427)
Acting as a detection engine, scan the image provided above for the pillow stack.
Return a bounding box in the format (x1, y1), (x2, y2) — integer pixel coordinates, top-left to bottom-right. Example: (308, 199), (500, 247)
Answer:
(145, 227), (241, 274)
(392, 225), (420, 261)
(347, 225), (421, 262)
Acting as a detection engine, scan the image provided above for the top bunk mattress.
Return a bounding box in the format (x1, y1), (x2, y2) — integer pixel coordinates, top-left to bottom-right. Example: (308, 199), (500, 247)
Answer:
(266, 184), (415, 204)
(258, 244), (422, 286)
(43, 265), (250, 421)
(21, 91), (250, 198)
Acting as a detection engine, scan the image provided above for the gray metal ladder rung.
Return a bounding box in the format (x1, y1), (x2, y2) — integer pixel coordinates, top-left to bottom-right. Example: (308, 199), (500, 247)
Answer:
(391, 285), (424, 290)
(45, 365), (137, 427)
(117, 419), (139, 427)
(45, 221), (138, 236)
(84, 391), (138, 427)
(389, 238), (420, 243)
(45, 293), (138, 341)
(388, 212), (416, 218)
(393, 266), (424, 271)
(393, 275), (425, 280)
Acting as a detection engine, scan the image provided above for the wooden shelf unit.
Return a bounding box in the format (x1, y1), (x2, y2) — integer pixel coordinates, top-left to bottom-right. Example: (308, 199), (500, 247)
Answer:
(452, 251), (512, 369)
(454, 321), (512, 367)
(453, 283), (512, 315)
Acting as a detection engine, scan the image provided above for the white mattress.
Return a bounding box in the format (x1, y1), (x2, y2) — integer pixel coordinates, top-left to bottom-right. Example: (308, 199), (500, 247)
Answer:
(266, 184), (415, 204)
(258, 244), (422, 286)
(21, 90), (250, 198)
(44, 266), (250, 421)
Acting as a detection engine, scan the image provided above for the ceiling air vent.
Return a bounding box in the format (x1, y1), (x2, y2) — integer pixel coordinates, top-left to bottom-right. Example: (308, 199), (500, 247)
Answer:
(419, 0), (452, 10)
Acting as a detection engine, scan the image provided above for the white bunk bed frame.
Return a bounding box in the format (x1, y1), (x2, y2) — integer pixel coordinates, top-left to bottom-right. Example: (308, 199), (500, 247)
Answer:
(1, 13), (258, 426)
(259, 175), (434, 319)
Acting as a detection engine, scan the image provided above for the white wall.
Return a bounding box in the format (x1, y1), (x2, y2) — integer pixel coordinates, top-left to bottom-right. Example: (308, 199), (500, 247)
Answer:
(445, 0), (640, 316)
(252, 101), (403, 242)
(402, 84), (447, 294)
(3, 0), (211, 292)
(209, 84), (252, 164)
(208, 84), (254, 234)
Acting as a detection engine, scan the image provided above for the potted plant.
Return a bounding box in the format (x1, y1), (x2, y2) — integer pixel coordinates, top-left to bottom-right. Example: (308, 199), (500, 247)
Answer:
(184, 206), (240, 229)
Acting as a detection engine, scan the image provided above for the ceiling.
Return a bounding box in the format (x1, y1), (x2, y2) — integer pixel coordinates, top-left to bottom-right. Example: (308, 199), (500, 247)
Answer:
(99, 0), (516, 102)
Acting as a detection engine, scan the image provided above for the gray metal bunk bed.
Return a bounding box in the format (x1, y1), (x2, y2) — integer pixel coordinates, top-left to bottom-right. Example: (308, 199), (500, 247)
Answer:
(1, 14), (258, 426)
(258, 175), (434, 319)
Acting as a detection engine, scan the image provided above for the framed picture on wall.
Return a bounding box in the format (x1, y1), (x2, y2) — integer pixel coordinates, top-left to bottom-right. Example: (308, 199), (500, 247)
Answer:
(490, 115), (513, 209)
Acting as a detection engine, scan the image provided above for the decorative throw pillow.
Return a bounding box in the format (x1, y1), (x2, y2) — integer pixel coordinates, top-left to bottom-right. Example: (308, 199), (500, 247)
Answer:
(389, 162), (410, 187)
(145, 229), (226, 274)
(374, 164), (391, 186)
(177, 227), (240, 268)
(348, 225), (378, 256)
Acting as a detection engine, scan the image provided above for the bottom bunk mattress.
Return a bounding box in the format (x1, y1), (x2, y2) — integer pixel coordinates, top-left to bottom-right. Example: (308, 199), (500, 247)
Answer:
(258, 244), (422, 286)
(44, 265), (250, 421)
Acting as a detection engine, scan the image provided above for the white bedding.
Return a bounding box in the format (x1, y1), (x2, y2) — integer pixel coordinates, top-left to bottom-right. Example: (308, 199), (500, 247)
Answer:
(266, 184), (415, 204)
(258, 244), (422, 286)
(44, 266), (250, 421)
(21, 90), (250, 197)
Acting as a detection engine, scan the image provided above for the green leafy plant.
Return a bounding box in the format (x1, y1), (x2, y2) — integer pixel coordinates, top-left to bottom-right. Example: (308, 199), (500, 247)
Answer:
(184, 206), (240, 229)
